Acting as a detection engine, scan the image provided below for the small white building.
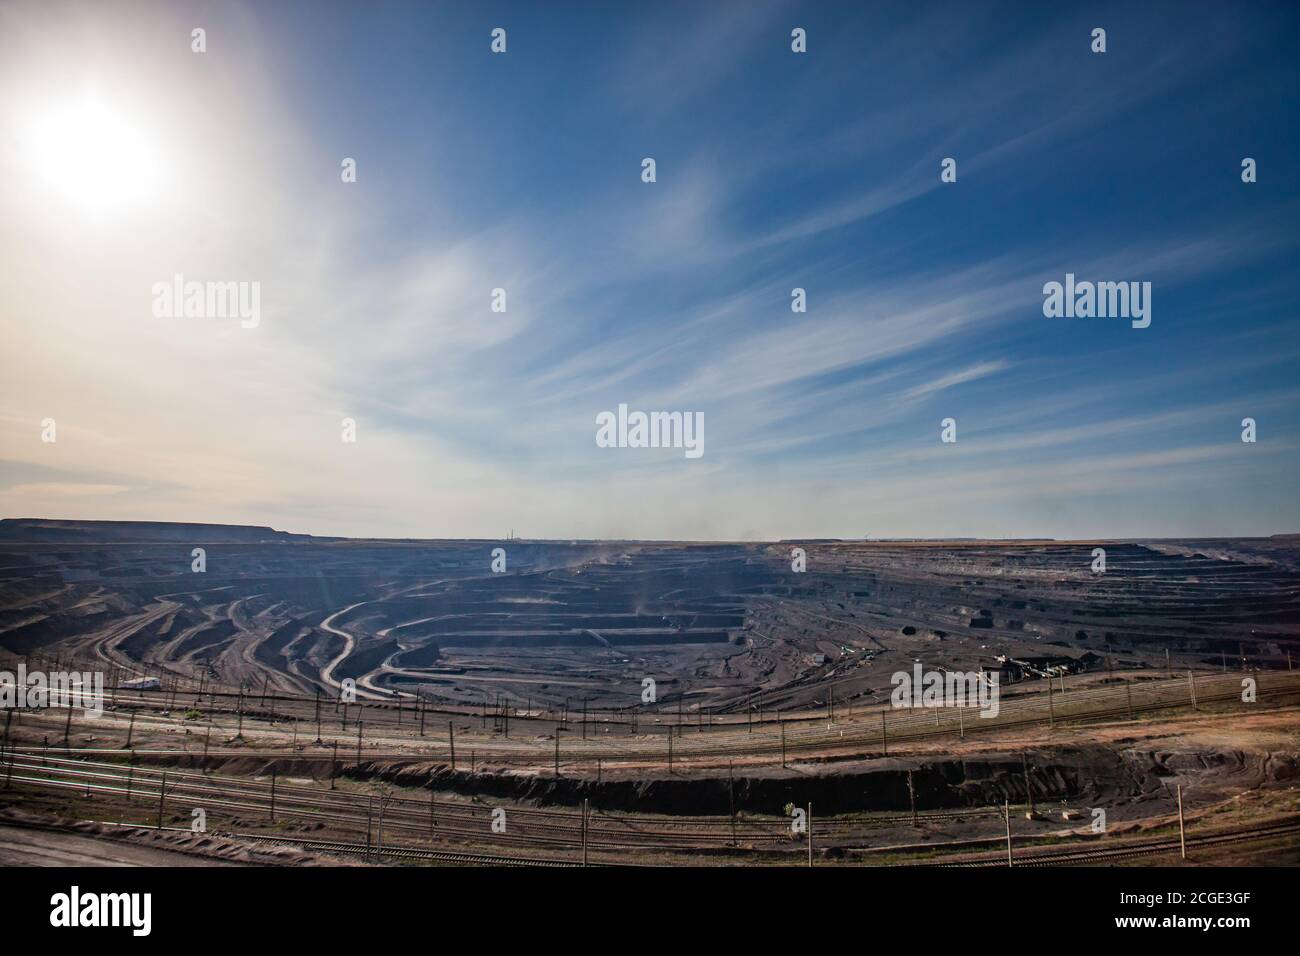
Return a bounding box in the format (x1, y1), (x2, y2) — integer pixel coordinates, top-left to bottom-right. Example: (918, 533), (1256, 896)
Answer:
(121, 676), (161, 690)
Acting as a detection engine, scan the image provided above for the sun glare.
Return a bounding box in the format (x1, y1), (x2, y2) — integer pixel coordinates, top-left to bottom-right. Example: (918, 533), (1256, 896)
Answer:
(19, 91), (162, 214)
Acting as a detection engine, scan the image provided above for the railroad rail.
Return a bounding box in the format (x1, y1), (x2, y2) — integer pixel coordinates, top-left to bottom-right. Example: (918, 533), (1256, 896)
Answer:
(941, 817), (1300, 867)
(7, 671), (1297, 772)
(0, 752), (1005, 852)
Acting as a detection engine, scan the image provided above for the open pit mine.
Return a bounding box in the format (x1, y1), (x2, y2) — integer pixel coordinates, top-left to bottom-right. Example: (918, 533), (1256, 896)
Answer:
(2, 519), (1298, 867)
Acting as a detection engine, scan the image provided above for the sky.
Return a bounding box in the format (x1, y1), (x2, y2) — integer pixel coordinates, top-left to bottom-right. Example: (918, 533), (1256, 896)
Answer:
(1, 0), (1298, 540)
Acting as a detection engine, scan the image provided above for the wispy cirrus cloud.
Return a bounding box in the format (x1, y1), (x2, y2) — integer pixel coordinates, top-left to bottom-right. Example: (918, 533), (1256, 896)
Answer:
(1, 0), (1297, 539)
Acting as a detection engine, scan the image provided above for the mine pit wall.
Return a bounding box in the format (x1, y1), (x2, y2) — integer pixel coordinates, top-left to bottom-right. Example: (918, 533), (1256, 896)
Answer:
(336, 744), (1264, 816)
(346, 753), (1094, 815)
(111, 744), (1299, 819)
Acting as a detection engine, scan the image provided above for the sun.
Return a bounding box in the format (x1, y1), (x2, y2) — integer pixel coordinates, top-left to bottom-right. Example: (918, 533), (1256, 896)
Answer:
(18, 90), (163, 214)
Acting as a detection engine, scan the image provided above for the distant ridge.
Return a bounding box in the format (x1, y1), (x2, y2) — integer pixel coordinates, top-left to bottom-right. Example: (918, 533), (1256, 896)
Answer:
(0, 519), (320, 543)
(0, 519), (1292, 545)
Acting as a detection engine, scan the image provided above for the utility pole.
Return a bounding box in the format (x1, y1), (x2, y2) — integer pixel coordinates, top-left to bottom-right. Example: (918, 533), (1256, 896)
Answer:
(807, 802), (813, 868)
(907, 769), (917, 826)
(1023, 752), (1034, 817)
(881, 710), (888, 755)
(314, 689), (322, 743)
(365, 795), (373, 860)
(126, 710), (136, 749)
(1176, 783), (1187, 861)
(1047, 677), (1054, 728)
(1188, 671), (1197, 710)
(270, 768), (277, 822)
(448, 722), (456, 771)
(728, 761), (737, 846)
(330, 740), (338, 790)
(157, 772), (167, 829)
(780, 720), (787, 768)
(581, 799), (589, 867)
(1004, 799), (1013, 866)
(356, 719), (363, 766)
(1, 709), (13, 765)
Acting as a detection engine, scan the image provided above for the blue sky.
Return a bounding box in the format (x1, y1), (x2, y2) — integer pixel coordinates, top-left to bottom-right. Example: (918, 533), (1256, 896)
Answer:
(1, 0), (1298, 539)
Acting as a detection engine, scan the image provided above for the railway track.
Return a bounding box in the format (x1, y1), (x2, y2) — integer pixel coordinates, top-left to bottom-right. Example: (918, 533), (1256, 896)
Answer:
(32, 819), (586, 867)
(943, 817), (1300, 867)
(12, 672), (1299, 772)
(226, 831), (587, 866)
(1, 752), (1011, 855)
(9, 756), (1297, 867)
